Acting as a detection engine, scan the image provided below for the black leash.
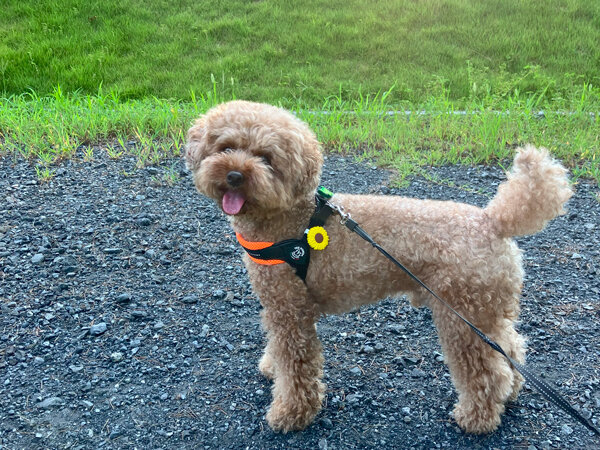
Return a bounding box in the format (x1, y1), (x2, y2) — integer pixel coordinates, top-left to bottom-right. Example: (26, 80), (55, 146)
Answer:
(318, 191), (600, 438)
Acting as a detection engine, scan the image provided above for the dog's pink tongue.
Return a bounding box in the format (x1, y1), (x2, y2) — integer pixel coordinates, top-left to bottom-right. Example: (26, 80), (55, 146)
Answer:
(222, 191), (246, 215)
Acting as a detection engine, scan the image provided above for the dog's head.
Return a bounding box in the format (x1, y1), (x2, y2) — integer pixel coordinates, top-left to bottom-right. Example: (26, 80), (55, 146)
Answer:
(185, 100), (323, 216)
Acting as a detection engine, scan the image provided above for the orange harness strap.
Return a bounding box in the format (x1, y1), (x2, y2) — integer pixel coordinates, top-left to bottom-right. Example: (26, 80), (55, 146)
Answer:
(235, 232), (286, 265)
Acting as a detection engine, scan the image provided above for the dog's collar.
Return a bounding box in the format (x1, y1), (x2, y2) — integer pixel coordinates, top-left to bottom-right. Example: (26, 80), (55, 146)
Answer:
(235, 187), (334, 281)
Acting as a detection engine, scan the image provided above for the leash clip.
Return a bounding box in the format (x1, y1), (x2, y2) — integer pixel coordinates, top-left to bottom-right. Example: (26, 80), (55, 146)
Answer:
(327, 201), (351, 225)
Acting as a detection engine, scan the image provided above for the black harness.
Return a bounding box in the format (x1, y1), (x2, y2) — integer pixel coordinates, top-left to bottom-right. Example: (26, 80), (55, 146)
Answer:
(237, 187), (334, 281)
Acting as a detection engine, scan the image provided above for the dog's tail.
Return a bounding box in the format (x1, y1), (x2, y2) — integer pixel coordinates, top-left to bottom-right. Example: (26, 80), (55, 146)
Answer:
(485, 145), (573, 238)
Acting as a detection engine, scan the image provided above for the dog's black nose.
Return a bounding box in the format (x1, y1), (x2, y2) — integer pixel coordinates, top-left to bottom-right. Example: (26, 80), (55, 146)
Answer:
(226, 171), (244, 187)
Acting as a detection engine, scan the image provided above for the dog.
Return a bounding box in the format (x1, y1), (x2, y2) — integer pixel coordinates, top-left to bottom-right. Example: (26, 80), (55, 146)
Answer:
(185, 100), (573, 434)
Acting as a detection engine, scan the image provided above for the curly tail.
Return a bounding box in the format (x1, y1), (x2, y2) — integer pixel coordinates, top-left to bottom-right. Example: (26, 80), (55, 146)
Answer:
(485, 145), (573, 238)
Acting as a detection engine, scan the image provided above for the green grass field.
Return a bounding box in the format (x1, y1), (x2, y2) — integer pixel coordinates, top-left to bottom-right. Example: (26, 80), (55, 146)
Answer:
(2, 0), (599, 104)
(0, 0), (599, 185)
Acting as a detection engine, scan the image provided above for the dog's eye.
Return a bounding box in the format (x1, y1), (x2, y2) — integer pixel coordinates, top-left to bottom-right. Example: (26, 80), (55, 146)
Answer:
(259, 155), (271, 166)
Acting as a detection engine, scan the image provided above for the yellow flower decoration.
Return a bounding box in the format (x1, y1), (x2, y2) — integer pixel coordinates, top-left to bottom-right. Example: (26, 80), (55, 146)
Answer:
(307, 226), (329, 250)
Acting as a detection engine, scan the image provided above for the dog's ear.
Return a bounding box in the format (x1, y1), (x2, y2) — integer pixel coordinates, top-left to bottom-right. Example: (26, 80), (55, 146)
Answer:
(296, 134), (324, 195)
(185, 118), (205, 171)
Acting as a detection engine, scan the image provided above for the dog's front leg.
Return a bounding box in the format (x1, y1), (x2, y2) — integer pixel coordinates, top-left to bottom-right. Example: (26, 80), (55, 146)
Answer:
(257, 277), (324, 432)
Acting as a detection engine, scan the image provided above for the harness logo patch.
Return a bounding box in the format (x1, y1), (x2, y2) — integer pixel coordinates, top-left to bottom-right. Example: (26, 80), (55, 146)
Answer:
(290, 246), (305, 260)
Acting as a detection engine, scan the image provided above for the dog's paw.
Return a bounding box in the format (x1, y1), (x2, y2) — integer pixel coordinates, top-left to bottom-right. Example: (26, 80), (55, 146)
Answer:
(453, 401), (502, 434)
(266, 397), (319, 432)
(258, 353), (275, 379)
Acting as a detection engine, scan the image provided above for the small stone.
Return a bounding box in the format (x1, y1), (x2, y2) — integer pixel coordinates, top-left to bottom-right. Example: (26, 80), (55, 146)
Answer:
(103, 248), (122, 255)
(89, 322), (107, 336)
(182, 295), (197, 304)
(212, 289), (226, 300)
(200, 324), (210, 337)
(154, 321), (164, 330)
(346, 393), (360, 403)
(69, 365), (83, 373)
(31, 254), (45, 264)
(350, 367), (362, 376)
(34, 356), (44, 364)
(318, 438), (328, 450)
(320, 417), (333, 429)
(110, 352), (124, 362)
(115, 293), (132, 304)
(63, 265), (78, 274)
(36, 397), (65, 408)
(160, 393), (168, 401)
(109, 430), (123, 439)
(130, 310), (147, 320)
(403, 415), (412, 423)
(137, 218), (152, 226)
(410, 368), (426, 378)
(81, 400), (93, 408)
(560, 424), (573, 435)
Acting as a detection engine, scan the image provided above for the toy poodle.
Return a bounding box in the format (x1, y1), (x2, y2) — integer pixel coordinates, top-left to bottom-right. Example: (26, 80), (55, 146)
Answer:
(185, 100), (573, 434)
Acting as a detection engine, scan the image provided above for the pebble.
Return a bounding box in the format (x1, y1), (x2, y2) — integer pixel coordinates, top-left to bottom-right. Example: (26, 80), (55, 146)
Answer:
(110, 352), (124, 362)
(346, 393), (360, 403)
(137, 218), (152, 226)
(182, 295), (198, 304)
(130, 310), (147, 319)
(350, 367), (362, 376)
(560, 424), (573, 435)
(31, 253), (45, 264)
(212, 289), (226, 299)
(410, 368), (427, 378)
(318, 438), (328, 450)
(89, 322), (107, 336)
(116, 293), (132, 303)
(320, 417), (333, 429)
(36, 397), (65, 408)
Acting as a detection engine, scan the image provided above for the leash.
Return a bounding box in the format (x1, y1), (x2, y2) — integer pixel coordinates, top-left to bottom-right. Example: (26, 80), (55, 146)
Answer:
(320, 190), (600, 438)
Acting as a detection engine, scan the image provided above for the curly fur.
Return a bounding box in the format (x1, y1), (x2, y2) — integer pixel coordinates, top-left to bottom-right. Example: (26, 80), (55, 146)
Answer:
(185, 100), (573, 434)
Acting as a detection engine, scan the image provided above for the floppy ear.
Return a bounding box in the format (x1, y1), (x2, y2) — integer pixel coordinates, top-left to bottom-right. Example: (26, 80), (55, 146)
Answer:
(185, 118), (205, 171)
(295, 133), (324, 195)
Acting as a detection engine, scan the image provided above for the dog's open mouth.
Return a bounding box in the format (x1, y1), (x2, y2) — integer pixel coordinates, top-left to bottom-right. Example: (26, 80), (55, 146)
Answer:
(222, 190), (246, 215)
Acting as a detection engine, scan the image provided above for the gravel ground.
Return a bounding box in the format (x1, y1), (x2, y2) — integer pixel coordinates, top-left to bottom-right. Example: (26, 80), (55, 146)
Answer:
(1, 150), (599, 450)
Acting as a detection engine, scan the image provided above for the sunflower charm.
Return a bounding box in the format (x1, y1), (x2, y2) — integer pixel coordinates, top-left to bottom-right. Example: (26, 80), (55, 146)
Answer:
(306, 226), (329, 250)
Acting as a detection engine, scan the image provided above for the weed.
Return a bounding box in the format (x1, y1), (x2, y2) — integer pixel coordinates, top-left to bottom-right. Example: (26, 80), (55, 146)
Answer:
(82, 147), (94, 162)
(163, 165), (180, 186)
(106, 145), (123, 160)
(35, 166), (55, 182)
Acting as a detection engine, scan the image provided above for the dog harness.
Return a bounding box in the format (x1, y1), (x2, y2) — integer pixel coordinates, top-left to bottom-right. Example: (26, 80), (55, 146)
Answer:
(235, 187), (335, 281)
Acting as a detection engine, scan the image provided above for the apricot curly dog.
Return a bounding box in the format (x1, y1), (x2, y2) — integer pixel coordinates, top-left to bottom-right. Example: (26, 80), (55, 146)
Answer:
(185, 100), (573, 434)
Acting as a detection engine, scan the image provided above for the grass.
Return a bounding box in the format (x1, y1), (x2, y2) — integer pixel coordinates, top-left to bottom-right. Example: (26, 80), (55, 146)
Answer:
(0, 1), (598, 185)
(1, 0), (598, 106)
(1, 77), (598, 185)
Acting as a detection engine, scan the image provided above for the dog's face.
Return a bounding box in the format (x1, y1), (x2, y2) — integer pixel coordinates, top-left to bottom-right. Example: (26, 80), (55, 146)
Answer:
(185, 101), (323, 216)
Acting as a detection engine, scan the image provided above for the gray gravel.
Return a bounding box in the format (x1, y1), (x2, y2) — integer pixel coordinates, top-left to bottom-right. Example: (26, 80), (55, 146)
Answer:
(0, 150), (599, 449)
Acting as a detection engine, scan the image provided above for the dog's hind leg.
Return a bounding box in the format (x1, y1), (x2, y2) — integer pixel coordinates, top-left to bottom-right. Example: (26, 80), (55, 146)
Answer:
(431, 299), (516, 434)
